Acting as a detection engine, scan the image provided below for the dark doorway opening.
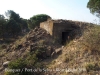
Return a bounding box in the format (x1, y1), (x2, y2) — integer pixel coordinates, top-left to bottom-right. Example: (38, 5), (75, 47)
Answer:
(62, 31), (71, 45)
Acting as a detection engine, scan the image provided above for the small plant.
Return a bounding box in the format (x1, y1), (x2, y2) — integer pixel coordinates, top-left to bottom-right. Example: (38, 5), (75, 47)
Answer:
(85, 63), (100, 72)
(35, 47), (46, 59)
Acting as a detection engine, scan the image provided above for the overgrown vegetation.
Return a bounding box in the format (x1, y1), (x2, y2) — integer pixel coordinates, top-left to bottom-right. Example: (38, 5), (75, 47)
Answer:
(0, 0), (100, 75)
(4, 47), (46, 75)
(28, 14), (51, 29)
(82, 25), (100, 54)
(87, 0), (100, 18)
(2, 23), (100, 75)
(0, 10), (51, 42)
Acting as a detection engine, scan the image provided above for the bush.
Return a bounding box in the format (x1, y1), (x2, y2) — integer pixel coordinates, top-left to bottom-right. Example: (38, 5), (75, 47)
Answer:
(4, 56), (38, 75)
(4, 58), (30, 75)
(4, 47), (46, 75)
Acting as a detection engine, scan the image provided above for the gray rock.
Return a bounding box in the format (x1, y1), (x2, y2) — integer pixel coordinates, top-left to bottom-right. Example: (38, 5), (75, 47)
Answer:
(55, 48), (62, 55)
(3, 61), (10, 68)
(51, 51), (56, 57)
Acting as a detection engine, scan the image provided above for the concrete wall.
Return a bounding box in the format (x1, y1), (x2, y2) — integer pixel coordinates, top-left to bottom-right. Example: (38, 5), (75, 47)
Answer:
(53, 23), (74, 42)
(40, 20), (53, 35)
(40, 19), (93, 43)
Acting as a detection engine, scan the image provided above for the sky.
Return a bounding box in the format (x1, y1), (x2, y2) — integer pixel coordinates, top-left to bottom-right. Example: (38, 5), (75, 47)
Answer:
(0, 0), (99, 23)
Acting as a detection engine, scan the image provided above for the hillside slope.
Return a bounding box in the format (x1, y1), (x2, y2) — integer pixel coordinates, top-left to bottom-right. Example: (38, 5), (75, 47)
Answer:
(48, 25), (100, 75)
(0, 24), (100, 75)
(0, 27), (62, 75)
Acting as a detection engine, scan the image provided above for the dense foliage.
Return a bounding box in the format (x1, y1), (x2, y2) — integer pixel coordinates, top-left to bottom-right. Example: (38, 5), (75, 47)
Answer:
(0, 10), (51, 39)
(28, 14), (51, 29)
(0, 10), (29, 39)
(87, 0), (100, 17)
(0, 15), (7, 39)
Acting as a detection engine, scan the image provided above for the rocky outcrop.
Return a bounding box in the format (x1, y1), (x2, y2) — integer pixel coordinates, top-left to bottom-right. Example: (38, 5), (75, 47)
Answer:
(4, 27), (62, 61)
(0, 27), (63, 75)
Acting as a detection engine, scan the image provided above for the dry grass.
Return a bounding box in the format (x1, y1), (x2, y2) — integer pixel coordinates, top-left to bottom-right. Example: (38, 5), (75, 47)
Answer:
(81, 25), (100, 54)
(47, 24), (100, 75)
(1, 24), (100, 75)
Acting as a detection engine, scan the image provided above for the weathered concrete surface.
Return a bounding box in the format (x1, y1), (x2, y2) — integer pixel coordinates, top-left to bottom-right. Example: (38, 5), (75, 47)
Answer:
(40, 20), (53, 35)
(40, 19), (83, 43)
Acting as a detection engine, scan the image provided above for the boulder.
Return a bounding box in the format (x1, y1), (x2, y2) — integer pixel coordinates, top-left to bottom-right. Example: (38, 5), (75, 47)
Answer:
(3, 61), (10, 68)
(55, 48), (62, 55)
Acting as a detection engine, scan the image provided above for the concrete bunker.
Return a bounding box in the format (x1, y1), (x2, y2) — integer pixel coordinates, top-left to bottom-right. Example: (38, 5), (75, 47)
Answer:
(40, 19), (81, 44)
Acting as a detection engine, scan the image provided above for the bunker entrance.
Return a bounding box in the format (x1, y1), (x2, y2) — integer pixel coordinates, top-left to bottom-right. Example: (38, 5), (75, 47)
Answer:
(62, 31), (72, 44)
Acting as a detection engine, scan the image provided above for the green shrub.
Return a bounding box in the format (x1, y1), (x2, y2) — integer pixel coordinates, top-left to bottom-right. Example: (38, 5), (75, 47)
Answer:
(4, 58), (30, 75)
(4, 47), (46, 75)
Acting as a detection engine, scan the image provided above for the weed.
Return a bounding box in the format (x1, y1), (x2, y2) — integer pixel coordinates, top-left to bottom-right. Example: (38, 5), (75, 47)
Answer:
(85, 62), (100, 72)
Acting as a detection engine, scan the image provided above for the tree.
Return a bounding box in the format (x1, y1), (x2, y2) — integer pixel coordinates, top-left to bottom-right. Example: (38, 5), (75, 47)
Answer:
(5, 10), (28, 34)
(27, 19), (34, 29)
(5, 10), (21, 23)
(20, 18), (28, 31)
(6, 19), (21, 37)
(29, 14), (51, 29)
(87, 0), (100, 18)
(0, 15), (7, 39)
(0, 15), (5, 20)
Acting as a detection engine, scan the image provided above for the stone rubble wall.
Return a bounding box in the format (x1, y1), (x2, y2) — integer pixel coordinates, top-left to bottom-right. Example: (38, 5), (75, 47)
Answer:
(40, 19), (93, 43)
